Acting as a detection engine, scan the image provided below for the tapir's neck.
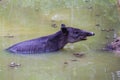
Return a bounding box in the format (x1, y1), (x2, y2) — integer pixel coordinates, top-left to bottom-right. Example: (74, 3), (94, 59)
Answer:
(53, 31), (68, 49)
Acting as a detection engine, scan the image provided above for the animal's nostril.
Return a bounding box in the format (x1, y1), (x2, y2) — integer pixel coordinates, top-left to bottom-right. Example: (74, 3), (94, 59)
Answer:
(91, 32), (95, 36)
(87, 32), (95, 36)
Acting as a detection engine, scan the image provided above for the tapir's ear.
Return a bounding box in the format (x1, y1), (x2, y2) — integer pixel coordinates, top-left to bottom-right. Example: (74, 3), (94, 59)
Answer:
(61, 24), (68, 35)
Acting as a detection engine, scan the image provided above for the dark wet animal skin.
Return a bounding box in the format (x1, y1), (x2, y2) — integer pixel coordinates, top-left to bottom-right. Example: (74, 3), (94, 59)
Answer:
(6, 24), (95, 54)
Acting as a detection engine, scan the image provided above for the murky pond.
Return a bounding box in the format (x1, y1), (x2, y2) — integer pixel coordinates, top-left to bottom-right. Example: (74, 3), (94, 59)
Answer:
(0, 0), (120, 80)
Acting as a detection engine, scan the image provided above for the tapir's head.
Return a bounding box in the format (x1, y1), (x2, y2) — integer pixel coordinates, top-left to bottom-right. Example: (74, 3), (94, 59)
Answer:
(61, 24), (95, 43)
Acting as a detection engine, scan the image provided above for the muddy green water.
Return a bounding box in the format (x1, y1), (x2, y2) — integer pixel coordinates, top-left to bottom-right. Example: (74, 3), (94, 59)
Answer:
(0, 0), (120, 80)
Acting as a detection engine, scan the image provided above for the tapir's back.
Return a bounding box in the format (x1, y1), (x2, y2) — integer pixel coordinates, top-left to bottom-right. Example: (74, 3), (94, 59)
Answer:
(6, 37), (48, 54)
(6, 31), (65, 54)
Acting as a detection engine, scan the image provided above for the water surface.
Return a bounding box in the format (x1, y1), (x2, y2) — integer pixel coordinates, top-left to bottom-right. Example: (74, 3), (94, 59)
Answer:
(0, 0), (120, 80)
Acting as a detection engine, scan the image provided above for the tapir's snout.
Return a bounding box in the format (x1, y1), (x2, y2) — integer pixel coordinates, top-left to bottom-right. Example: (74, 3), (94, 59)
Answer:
(86, 32), (95, 36)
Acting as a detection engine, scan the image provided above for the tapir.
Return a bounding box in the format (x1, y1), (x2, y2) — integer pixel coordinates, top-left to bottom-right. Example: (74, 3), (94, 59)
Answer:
(6, 24), (95, 54)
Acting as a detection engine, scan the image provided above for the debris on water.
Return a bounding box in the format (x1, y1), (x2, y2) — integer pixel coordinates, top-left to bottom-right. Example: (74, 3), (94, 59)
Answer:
(104, 37), (120, 53)
(109, 28), (114, 31)
(109, 28), (115, 31)
(64, 62), (68, 64)
(3, 34), (14, 38)
(96, 24), (100, 27)
(73, 53), (85, 58)
(51, 23), (57, 28)
(4, 35), (14, 38)
(106, 30), (110, 32)
(95, 14), (100, 17)
(71, 59), (78, 62)
(84, 0), (89, 2)
(9, 62), (15, 67)
(88, 6), (93, 10)
(101, 28), (114, 32)
(9, 62), (21, 68)
(101, 29), (106, 31)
